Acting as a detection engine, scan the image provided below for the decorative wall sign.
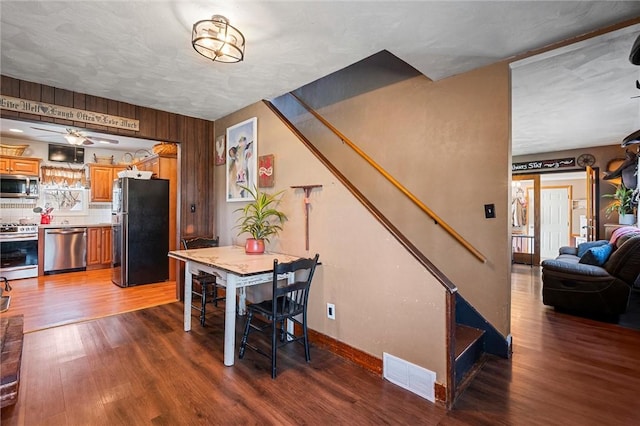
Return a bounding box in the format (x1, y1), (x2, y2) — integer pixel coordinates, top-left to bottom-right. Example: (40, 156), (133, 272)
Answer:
(226, 117), (257, 202)
(215, 134), (226, 166)
(512, 157), (575, 172)
(258, 154), (274, 187)
(0, 95), (139, 131)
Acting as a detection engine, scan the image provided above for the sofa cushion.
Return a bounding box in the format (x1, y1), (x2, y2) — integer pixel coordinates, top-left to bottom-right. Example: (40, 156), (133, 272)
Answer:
(605, 235), (640, 284)
(579, 243), (615, 266)
(556, 254), (581, 263)
(577, 240), (609, 257)
(610, 226), (640, 246)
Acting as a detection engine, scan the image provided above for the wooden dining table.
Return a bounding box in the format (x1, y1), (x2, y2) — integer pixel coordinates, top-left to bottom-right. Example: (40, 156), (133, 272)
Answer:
(168, 245), (301, 366)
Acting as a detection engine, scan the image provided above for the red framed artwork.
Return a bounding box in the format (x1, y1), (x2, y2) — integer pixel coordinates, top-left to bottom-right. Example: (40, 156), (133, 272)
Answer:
(258, 154), (274, 187)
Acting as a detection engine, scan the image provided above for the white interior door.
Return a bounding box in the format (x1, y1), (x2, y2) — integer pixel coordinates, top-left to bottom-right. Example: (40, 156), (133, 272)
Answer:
(541, 187), (570, 259)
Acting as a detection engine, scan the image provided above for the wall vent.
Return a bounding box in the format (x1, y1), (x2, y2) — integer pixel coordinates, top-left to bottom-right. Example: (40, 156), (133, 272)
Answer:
(383, 352), (436, 402)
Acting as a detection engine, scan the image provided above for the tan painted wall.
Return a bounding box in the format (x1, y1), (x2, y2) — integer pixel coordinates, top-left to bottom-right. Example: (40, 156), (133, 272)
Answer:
(291, 58), (512, 335)
(215, 102), (449, 379)
(213, 57), (512, 381)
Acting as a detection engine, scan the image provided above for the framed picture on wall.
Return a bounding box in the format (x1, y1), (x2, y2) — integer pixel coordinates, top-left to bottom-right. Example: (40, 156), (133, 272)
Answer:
(258, 154), (274, 187)
(214, 134), (226, 166)
(226, 117), (257, 202)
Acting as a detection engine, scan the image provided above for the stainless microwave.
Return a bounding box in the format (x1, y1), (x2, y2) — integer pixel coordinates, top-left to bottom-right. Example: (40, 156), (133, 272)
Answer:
(0, 175), (39, 198)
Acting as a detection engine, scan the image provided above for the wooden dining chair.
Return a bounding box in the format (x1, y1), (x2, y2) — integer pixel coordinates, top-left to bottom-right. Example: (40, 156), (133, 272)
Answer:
(239, 253), (320, 378)
(181, 236), (223, 326)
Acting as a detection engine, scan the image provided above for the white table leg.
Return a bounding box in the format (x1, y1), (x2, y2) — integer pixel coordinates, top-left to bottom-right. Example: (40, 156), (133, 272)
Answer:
(224, 274), (238, 366)
(183, 261), (193, 332)
(237, 287), (247, 315)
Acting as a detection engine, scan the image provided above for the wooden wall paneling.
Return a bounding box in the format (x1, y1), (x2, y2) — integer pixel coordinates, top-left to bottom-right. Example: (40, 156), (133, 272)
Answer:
(199, 118), (213, 237)
(118, 102), (137, 136)
(0, 76), (20, 119)
(72, 92), (86, 128)
(137, 107), (158, 140)
(53, 87), (74, 126)
(208, 123), (217, 237)
(39, 85), (56, 123)
(180, 116), (197, 237)
(168, 113), (181, 143)
(0, 76), (20, 120)
(154, 110), (170, 140)
(1, 75), (20, 96)
(106, 99), (123, 137)
(195, 118), (210, 237)
(84, 95), (109, 131)
(18, 80), (40, 100)
(176, 118), (192, 301)
(18, 80), (41, 121)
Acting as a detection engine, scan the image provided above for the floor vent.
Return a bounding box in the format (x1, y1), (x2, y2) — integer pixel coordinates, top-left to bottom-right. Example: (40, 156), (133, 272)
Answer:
(383, 352), (436, 402)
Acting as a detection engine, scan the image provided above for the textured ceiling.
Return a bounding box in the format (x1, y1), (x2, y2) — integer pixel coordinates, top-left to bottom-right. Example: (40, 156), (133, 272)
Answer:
(512, 24), (640, 155)
(1, 1), (639, 155)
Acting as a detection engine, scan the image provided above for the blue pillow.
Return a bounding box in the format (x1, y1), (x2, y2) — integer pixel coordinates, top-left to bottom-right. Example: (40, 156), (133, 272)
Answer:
(579, 243), (614, 266)
(577, 240), (608, 257)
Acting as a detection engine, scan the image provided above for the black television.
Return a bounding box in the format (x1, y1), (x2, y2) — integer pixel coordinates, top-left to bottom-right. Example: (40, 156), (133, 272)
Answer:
(48, 144), (85, 164)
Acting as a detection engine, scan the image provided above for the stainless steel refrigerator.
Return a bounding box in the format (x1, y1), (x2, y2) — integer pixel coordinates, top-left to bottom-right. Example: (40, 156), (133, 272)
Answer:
(111, 177), (169, 287)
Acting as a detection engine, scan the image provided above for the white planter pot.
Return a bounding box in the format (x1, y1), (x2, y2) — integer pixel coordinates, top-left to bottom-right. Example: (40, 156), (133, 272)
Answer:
(618, 213), (636, 225)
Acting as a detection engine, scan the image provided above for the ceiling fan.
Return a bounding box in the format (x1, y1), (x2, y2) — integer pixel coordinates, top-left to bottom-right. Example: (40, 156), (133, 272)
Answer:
(31, 127), (119, 146)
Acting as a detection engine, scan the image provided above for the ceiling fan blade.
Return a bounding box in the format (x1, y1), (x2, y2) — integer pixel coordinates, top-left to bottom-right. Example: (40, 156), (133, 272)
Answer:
(81, 138), (94, 146)
(31, 127), (66, 134)
(86, 135), (119, 144)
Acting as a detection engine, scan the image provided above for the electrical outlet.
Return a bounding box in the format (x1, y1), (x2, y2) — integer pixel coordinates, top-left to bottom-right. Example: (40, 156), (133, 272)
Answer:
(327, 303), (335, 320)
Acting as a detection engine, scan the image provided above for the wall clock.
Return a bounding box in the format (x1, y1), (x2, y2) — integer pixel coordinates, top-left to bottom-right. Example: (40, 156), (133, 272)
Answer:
(577, 153), (596, 167)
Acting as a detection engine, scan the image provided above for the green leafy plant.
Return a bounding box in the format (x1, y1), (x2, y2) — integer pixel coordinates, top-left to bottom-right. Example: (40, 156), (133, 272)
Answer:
(234, 185), (287, 243)
(603, 182), (635, 217)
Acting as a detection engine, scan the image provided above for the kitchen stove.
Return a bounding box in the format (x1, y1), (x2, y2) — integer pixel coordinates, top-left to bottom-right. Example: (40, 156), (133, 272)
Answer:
(0, 223), (39, 234)
(0, 223), (39, 280)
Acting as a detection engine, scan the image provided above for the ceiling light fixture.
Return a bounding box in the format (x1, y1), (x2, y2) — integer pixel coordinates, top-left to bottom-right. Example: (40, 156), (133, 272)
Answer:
(192, 14), (245, 63)
(9, 128), (23, 133)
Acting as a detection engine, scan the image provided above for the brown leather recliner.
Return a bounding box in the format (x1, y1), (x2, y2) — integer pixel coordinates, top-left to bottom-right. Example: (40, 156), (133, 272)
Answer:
(541, 235), (640, 316)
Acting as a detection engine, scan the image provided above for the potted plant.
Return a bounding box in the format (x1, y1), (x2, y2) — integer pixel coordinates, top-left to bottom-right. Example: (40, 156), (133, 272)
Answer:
(603, 182), (636, 225)
(234, 185), (288, 254)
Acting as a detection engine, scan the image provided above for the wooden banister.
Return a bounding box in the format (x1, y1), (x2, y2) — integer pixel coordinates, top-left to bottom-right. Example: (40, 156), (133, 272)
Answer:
(288, 92), (487, 264)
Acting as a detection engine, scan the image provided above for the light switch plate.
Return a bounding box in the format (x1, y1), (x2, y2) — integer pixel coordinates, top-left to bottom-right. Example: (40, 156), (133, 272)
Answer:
(484, 204), (496, 219)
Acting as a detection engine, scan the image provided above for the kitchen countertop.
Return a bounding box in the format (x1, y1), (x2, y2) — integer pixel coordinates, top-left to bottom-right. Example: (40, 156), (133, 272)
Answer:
(39, 223), (113, 229)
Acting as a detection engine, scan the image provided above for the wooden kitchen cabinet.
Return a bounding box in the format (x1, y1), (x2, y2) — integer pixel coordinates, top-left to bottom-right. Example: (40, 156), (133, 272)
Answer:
(0, 155), (40, 175)
(88, 164), (126, 202)
(134, 153), (178, 280)
(86, 225), (112, 270)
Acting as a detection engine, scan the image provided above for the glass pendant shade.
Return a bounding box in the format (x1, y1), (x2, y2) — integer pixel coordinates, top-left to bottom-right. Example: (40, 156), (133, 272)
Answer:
(192, 15), (245, 63)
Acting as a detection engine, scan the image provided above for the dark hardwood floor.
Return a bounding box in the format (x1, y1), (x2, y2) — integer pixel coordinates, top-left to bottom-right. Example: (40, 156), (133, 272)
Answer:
(1, 265), (640, 424)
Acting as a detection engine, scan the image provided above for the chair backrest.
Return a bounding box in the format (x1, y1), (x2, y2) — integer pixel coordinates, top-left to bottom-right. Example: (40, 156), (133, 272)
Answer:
(271, 254), (320, 318)
(605, 235), (640, 284)
(181, 236), (220, 250)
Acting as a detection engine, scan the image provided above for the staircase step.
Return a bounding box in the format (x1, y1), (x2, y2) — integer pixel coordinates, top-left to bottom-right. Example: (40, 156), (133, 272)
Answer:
(455, 324), (484, 359)
(454, 324), (485, 387)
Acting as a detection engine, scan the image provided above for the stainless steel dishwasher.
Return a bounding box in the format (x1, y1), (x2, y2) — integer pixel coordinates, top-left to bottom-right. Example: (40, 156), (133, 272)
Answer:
(44, 227), (87, 274)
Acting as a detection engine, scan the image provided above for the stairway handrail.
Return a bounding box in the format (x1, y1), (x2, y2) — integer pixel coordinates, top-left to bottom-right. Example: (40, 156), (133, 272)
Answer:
(288, 92), (487, 264)
(264, 99), (457, 292)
